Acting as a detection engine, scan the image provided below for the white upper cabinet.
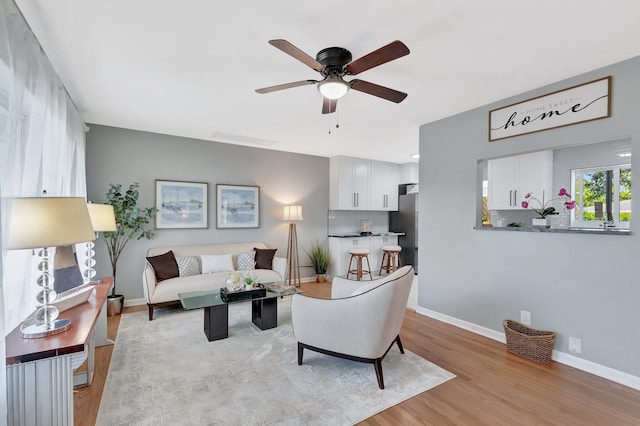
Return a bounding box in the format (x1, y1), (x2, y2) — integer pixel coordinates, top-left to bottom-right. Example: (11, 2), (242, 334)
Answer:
(330, 156), (370, 210)
(488, 155), (518, 209)
(488, 151), (553, 210)
(399, 162), (419, 185)
(370, 161), (400, 211)
(330, 156), (399, 211)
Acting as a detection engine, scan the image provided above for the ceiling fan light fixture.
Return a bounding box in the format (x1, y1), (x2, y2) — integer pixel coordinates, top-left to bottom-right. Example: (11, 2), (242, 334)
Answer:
(317, 76), (349, 100)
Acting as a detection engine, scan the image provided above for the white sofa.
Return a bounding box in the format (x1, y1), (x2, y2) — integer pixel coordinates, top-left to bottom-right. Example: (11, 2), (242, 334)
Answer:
(143, 242), (285, 320)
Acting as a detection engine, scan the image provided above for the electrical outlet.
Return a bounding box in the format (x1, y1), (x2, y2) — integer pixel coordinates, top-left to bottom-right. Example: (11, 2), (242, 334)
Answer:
(569, 337), (582, 354)
(520, 310), (531, 325)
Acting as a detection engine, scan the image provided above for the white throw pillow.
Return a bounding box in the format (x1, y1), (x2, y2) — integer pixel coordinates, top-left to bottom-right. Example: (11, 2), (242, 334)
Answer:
(201, 254), (234, 274)
(176, 256), (201, 277)
(237, 252), (255, 270)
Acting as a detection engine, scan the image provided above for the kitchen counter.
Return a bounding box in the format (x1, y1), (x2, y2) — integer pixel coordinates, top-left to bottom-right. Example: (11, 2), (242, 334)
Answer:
(474, 226), (631, 235)
(328, 232), (405, 238)
(328, 233), (403, 277)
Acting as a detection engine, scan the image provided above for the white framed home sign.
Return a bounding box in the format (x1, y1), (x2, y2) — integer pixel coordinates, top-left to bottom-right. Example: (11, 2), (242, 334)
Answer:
(489, 76), (611, 141)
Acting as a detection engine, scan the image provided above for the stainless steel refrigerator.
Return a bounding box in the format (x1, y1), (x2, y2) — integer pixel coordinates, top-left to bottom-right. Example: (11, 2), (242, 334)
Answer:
(389, 185), (418, 274)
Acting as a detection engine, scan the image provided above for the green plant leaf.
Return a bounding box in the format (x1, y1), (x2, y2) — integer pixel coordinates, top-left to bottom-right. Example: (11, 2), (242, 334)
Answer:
(304, 239), (331, 274)
(101, 182), (157, 295)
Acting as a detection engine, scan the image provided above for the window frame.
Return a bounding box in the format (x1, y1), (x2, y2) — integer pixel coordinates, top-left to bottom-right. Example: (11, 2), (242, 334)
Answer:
(571, 163), (631, 229)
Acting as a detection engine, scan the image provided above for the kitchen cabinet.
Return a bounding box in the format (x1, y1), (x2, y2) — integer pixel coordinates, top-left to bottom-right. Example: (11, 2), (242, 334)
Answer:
(330, 156), (399, 211)
(370, 161), (399, 211)
(330, 156), (370, 210)
(329, 235), (399, 278)
(369, 235), (397, 272)
(329, 237), (367, 278)
(488, 151), (553, 210)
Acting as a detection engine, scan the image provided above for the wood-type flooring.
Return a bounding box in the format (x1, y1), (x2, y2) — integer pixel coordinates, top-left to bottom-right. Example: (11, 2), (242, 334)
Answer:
(74, 280), (640, 425)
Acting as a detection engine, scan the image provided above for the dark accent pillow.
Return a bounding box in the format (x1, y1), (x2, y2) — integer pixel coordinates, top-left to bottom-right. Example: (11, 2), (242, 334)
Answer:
(254, 247), (277, 270)
(146, 250), (179, 281)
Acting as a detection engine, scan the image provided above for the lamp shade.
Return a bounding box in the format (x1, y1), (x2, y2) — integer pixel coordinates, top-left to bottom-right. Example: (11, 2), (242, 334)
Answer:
(7, 197), (96, 249)
(87, 203), (117, 232)
(283, 205), (303, 221)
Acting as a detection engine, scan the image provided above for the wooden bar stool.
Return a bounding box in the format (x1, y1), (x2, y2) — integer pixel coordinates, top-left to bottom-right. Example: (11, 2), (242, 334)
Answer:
(347, 248), (372, 281)
(379, 245), (402, 275)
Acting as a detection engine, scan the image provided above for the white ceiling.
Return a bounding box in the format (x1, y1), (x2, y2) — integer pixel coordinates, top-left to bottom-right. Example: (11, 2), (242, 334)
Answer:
(15, 0), (640, 164)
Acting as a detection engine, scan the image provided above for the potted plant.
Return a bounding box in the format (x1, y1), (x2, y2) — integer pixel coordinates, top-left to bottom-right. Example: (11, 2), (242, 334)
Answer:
(102, 182), (157, 315)
(521, 188), (576, 227)
(305, 239), (331, 283)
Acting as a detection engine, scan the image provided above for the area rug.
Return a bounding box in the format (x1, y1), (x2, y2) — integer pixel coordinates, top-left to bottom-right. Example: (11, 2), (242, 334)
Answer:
(97, 299), (455, 426)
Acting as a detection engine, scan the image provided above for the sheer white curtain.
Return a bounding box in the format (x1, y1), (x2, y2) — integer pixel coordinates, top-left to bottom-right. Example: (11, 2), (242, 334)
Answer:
(1, 1), (88, 417)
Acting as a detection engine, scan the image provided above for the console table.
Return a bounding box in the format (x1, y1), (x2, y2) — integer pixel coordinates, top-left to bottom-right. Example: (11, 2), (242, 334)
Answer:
(5, 277), (112, 426)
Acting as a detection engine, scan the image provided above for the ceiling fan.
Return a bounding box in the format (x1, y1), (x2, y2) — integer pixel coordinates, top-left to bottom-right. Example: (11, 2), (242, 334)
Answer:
(255, 39), (410, 114)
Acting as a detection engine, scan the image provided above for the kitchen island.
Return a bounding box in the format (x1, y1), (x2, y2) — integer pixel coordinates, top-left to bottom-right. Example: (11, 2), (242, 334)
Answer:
(328, 233), (404, 278)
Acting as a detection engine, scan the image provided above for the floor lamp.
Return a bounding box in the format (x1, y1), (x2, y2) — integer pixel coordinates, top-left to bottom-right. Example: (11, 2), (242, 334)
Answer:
(283, 205), (303, 287)
(7, 197), (96, 338)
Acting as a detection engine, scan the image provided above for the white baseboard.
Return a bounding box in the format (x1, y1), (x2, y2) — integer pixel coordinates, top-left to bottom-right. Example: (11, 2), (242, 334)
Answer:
(550, 350), (640, 390)
(124, 297), (146, 307)
(415, 306), (640, 391)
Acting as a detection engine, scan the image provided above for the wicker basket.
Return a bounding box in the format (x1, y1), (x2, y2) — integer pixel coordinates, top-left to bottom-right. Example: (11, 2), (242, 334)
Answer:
(503, 320), (556, 363)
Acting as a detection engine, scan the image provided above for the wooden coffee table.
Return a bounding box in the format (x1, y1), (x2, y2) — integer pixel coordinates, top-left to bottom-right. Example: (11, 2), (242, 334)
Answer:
(178, 285), (301, 341)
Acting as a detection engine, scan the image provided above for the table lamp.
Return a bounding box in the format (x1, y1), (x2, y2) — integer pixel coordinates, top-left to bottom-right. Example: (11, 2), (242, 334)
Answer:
(283, 205), (303, 287)
(85, 203), (117, 283)
(7, 197), (96, 338)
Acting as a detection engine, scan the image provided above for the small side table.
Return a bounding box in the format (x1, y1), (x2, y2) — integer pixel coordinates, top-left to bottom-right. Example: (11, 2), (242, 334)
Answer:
(5, 277), (112, 426)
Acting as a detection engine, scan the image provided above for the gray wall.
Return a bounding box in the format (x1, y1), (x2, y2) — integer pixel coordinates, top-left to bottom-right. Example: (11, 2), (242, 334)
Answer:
(86, 125), (329, 300)
(419, 56), (640, 376)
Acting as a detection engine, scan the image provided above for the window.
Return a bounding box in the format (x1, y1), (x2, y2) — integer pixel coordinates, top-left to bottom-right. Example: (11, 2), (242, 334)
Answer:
(571, 164), (631, 229)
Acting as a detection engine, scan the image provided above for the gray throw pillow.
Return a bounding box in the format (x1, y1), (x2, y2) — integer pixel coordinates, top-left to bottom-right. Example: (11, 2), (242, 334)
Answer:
(237, 252), (256, 270)
(176, 256), (201, 277)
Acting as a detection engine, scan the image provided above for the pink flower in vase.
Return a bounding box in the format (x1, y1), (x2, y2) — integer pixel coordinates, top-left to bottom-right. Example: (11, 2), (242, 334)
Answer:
(521, 188), (575, 218)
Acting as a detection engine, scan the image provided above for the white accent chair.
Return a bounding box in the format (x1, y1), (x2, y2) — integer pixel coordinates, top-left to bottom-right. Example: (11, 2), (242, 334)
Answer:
(291, 265), (414, 389)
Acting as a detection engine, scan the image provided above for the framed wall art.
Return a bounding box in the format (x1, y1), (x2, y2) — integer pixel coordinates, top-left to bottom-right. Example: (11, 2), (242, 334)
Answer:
(489, 76), (611, 141)
(216, 184), (260, 228)
(155, 180), (208, 229)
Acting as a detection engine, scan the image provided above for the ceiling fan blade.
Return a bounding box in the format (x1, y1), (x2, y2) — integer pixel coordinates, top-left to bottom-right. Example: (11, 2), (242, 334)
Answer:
(350, 79), (408, 103)
(346, 40), (410, 75)
(322, 97), (337, 114)
(255, 80), (317, 94)
(268, 39), (324, 72)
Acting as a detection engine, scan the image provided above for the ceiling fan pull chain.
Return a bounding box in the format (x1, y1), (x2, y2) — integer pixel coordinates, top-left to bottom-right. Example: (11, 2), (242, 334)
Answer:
(329, 108), (340, 134)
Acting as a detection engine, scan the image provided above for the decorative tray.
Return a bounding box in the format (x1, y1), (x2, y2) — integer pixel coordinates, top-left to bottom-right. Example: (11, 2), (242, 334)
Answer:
(220, 285), (266, 303)
(266, 283), (296, 294)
